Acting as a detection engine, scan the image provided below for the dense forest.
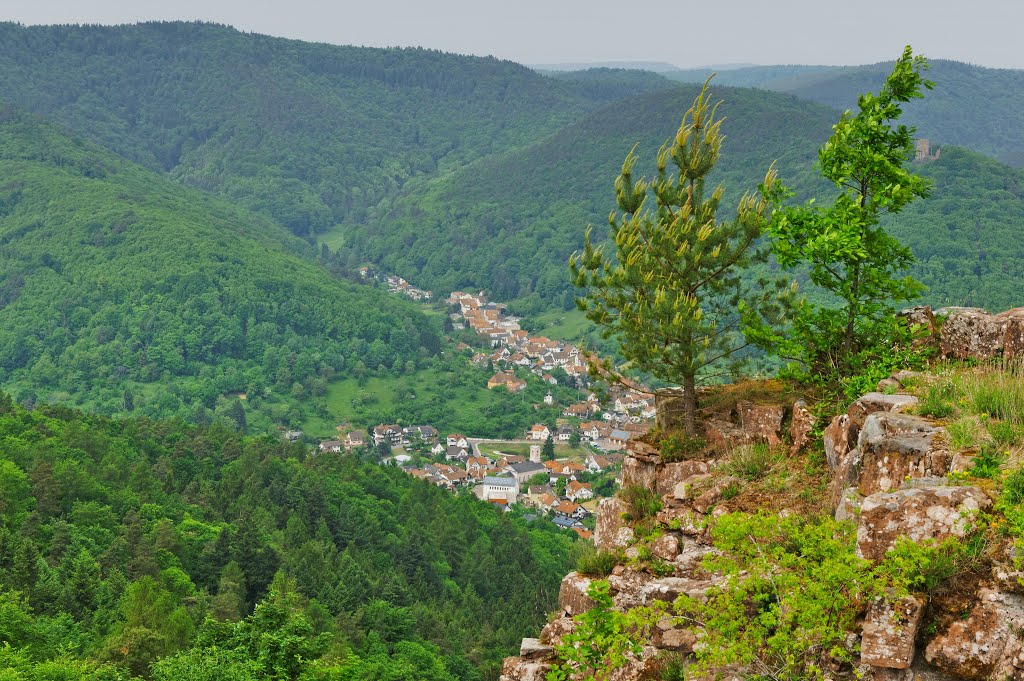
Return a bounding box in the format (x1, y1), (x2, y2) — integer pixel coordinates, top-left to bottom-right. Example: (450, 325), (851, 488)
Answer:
(0, 21), (628, 236)
(350, 82), (1024, 315)
(0, 106), (439, 428)
(0, 392), (577, 679)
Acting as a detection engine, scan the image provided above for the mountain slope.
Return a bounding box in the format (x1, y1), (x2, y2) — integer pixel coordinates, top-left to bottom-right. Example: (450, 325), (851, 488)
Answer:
(0, 21), (617, 236)
(0, 105), (437, 422)
(350, 84), (837, 314)
(667, 60), (1024, 167)
(349, 84), (1024, 316)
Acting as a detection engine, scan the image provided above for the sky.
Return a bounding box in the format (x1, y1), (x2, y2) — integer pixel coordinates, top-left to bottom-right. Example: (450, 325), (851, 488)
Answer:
(5, 0), (1023, 70)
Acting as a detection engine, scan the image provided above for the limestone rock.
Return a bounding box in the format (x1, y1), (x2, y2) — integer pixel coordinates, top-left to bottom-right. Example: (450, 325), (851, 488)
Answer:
(790, 399), (815, 455)
(558, 572), (597, 616)
(657, 460), (711, 496)
(737, 400), (786, 446)
(650, 532), (681, 561)
(857, 486), (990, 562)
(860, 595), (925, 669)
(539, 616), (576, 646)
(594, 496), (634, 551)
(925, 588), (1024, 680)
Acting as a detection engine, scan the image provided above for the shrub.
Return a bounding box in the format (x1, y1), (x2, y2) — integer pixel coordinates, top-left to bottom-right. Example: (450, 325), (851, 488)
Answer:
(576, 548), (618, 578)
(988, 419), (1022, 448)
(917, 381), (957, 418)
(725, 443), (777, 481)
(971, 443), (1005, 479)
(659, 433), (707, 462)
(620, 485), (662, 523)
(945, 416), (979, 451)
(880, 535), (983, 594)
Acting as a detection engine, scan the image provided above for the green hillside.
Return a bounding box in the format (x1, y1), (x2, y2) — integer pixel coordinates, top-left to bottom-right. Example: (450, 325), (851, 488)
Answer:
(670, 60), (1024, 168)
(0, 22), (629, 237)
(0, 106), (438, 425)
(349, 83), (837, 316)
(0, 394), (576, 679)
(349, 82), (1024, 317)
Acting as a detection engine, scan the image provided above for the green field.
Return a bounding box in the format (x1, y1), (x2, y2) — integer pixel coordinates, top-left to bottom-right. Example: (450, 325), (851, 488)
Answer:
(476, 441), (591, 459)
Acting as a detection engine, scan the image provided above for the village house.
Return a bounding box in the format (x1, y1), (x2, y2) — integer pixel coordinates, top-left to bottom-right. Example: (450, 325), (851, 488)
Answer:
(478, 476), (518, 505)
(343, 431), (366, 450)
(564, 402), (595, 419)
(372, 424), (404, 447)
(556, 425), (574, 442)
(534, 492), (559, 512)
(487, 371), (526, 393)
(506, 461), (547, 486)
(497, 455), (526, 467)
(445, 444), (471, 461)
(566, 480), (594, 502)
(318, 440), (342, 453)
(552, 500), (587, 520)
(608, 429), (630, 448)
(572, 527), (593, 540)
(447, 434), (470, 449)
(403, 425), (438, 444)
(431, 443), (446, 456)
(579, 421), (604, 442)
(586, 453), (611, 472)
(528, 424), (551, 441)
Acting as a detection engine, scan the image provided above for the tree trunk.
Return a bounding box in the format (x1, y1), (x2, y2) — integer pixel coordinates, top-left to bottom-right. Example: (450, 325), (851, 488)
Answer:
(682, 372), (698, 438)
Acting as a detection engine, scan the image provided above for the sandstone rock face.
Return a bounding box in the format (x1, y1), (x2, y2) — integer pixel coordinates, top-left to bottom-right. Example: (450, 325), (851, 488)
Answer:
(500, 657), (552, 681)
(848, 393), (920, 431)
(703, 417), (750, 451)
(594, 496), (634, 551)
(857, 486), (990, 562)
(856, 413), (949, 496)
(925, 588), (1024, 680)
(824, 413), (852, 471)
(655, 387), (687, 432)
(650, 532), (680, 561)
(938, 307), (1024, 361)
(519, 638), (555, 661)
(558, 572), (596, 616)
(737, 401), (786, 446)
(673, 473), (712, 501)
(657, 460), (710, 496)
(655, 503), (705, 535)
(790, 399), (815, 455)
(860, 595), (925, 669)
(654, 616), (697, 652)
(539, 616), (576, 646)
(622, 455), (658, 491)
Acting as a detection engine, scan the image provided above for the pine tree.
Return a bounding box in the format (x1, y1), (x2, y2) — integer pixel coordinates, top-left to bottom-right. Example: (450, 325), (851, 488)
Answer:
(542, 435), (555, 461)
(571, 81), (791, 435)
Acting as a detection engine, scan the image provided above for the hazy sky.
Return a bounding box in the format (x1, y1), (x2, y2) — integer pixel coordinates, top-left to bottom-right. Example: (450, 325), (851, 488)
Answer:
(6, 0), (1023, 69)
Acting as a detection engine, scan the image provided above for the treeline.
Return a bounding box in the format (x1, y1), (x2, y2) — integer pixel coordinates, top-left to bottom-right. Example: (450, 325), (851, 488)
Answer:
(0, 21), (616, 236)
(0, 392), (577, 679)
(0, 108), (439, 427)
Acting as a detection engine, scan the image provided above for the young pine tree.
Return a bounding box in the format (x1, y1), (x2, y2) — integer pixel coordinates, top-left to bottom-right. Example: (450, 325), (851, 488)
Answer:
(570, 81), (792, 436)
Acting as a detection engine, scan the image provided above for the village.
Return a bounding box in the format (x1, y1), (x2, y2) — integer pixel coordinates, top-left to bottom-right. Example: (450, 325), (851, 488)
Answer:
(313, 280), (657, 536)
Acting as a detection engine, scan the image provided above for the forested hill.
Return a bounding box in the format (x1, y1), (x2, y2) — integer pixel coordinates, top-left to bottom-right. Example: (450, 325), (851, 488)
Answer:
(348, 83), (838, 315)
(0, 393), (576, 679)
(350, 82), (1024, 316)
(0, 106), (438, 424)
(0, 21), (624, 236)
(667, 60), (1024, 168)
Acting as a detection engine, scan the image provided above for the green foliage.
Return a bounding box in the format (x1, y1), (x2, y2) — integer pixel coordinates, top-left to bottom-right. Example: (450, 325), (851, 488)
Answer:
(762, 46), (932, 387)
(657, 432), (707, 462)
(917, 381), (958, 418)
(574, 548), (618, 578)
(970, 443), (1005, 479)
(620, 486), (662, 523)
(946, 416), (980, 451)
(546, 580), (665, 681)
(988, 419), (1023, 448)
(676, 512), (873, 679)
(0, 108), (439, 428)
(968, 368), (1024, 425)
(879, 535), (985, 594)
(724, 443), (777, 481)
(570, 81), (791, 433)
(0, 393), (576, 679)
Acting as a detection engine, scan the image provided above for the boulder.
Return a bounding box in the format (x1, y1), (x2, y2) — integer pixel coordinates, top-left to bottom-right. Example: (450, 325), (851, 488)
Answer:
(857, 486), (991, 562)
(790, 399), (815, 455)
(940, 308), (1008, 360)
(594, 496), (634, 551)
(519, 638), (555, 662)
(650, 532), (681, 561)
(856, 413), (950, 495)
(1002, 309), (1024, 361)
(558, 572), (597, 616)
(737, 401), (786, 446)
(860, 595), (926, 669)
(655, 503), (706, 535)
(835, 487), (863, 522)
(609, 569), (656, 609)
(655, 387), (688, 432)
(674, 542), (717, 575)
(500, 657), (552, 681)
(925, 588), (1024, 680)
(539, 616), (576, 646)
(993, 545), (1024, 593)
(824, 413), (853, 471)
(877, 377), (903, 393)
(673, 473), (713, 501)
(848, 393), (920, 432)
(622, 455), (658, 491)
(657, 460), (711, 496)
(653, 616), (697, 652)
(898, 305), (937, 335)
(703, 417), (750, 451)
(639, 576), (713, 604)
